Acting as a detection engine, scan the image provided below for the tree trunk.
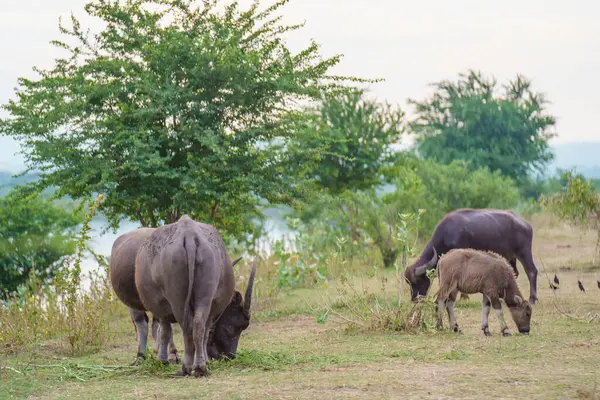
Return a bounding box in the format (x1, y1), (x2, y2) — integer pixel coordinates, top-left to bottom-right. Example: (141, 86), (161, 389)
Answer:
(382, 248), (399, 269)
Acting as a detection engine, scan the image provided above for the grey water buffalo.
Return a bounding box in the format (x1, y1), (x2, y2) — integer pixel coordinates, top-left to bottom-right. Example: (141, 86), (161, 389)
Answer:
(404, 208), (539, 304)
(435, 248), (532, 336)
(134, 215), (255, 377)
(109, 224), (251, 366)
(110, 227), (181, 364)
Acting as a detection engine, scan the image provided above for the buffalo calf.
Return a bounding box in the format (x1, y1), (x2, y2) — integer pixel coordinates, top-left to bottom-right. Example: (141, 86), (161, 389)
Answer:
(435, 248), (533, 336)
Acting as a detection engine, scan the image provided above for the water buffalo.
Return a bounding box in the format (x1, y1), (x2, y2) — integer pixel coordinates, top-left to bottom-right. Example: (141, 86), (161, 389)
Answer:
(110, 227), (180, 364)
(109, 224), (252, 366)
(435, 248), (532, 336)
(404, 208), (539, 304)
(134, 215), (254, 377)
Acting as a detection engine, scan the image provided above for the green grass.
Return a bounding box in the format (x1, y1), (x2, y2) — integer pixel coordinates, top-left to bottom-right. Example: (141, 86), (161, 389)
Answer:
(3, 215), (600, 399)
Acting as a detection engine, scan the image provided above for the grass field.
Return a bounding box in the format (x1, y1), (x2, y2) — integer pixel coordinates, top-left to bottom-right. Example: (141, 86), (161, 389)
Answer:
(2, 215), (600, 399)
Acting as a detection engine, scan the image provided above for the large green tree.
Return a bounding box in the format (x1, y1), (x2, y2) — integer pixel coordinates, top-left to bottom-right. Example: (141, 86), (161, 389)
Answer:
(409, 70), (557, 182)
(0, 188), (79, 298)
(0, 0), (366, 243)
(298, 90), (404, 195)
(290, 90), (404, 245)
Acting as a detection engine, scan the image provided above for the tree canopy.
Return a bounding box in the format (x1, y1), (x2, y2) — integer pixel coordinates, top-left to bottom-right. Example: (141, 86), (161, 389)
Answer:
(287, 90), (403, 249)
(297, 90), (404, 195)
(0, 0), (368, 243)
(409, 70), (557, 183)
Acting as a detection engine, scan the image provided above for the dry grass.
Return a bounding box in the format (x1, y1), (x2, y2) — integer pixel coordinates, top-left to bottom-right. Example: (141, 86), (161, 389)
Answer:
(3, 213), (600, 400)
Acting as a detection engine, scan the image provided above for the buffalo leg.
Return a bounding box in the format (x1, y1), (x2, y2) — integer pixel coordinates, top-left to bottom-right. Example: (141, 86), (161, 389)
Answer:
(151, 316), (160, 353)
(481, 296), (492, 336)
(176, 329), (196, 376)
(151, 317), (181, 364)
(446, 290), (461, 333)
(490, 297), (511, 336)
(168, 334), (181, 364)
(509, 258), (518, 278)
(157, 319), (172, 364)
(517, 251), (538, 304)
(129, 309), (149, 365)
(192, 309), (211, 377)
(436, 298), (446, 329)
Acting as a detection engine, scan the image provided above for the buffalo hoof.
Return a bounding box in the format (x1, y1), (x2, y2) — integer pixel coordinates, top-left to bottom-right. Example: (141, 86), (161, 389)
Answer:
(483, 329), (491, 336)
(502, 331), (512, 337)
(169, 353), (181, 365)
(193, 365), (210, 378)
(175, 365), (192, 377)
(529, 296), (538, 305)
(130, 354), (145, 366)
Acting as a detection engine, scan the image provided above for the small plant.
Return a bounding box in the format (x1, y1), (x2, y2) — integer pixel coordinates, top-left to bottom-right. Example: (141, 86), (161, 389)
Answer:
(273, 240), (327, 290)
(312, 211), (438, 333)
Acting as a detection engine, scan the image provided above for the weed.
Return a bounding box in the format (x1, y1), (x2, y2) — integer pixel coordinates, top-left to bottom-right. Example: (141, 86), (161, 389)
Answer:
(0, 194), (117, 356)
(311, 212), (439, 333)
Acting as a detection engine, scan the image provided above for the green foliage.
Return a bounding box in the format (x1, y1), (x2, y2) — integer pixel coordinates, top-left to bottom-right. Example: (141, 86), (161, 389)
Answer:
(297, 90), (404, 195)
(409, 70), (557, 183)
(355, 193), (424, 268)
(0, 194), (116, 355)
(541, 170), (600, 262)
(517, 173), (565, 200)
(210, 349), (300, 372)
(541, 171), (600, 229)
(272, 240), (327, 289)
(312, 211), (438, 332)
(0, 188), (80, 298)
(0, 0), (370, 244)
(287, 155), (520, 269)
(387, 155), (521, 234)
(289, 90), (404, 251)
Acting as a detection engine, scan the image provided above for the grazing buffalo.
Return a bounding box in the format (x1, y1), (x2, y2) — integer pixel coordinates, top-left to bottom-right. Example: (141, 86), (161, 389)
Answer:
(134, 215), (255, 377)
(109, 223), (252, 367)
(110, 227), (181, 364)
(435, 248), (532, 336)
(404, 208), (539, 304)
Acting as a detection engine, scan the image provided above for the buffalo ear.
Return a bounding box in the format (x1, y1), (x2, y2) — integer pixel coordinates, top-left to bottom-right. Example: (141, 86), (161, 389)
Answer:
(514, 295), (523, 306)
(231, 291), (243, 306)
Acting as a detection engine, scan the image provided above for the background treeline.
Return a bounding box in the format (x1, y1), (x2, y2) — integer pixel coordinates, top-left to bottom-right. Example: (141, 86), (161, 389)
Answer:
(0, 0), (599, 300)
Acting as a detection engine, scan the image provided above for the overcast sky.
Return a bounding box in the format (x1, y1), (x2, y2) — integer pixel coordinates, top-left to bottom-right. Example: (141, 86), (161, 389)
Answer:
(1, 0), (599, 171)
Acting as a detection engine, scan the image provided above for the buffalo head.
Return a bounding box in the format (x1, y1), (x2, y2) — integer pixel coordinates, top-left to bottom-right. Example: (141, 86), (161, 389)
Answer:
(207, 258), (256, 361)
(404, 248), (438, 301)
(507, 295), (532, 334)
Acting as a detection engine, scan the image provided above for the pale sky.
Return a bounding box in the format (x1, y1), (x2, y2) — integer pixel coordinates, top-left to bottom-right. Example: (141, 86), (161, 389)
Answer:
(2, 0), (600, 171)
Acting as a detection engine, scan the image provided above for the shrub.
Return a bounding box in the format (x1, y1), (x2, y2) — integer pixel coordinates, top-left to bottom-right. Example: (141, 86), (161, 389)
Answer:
(0, 195), (118, 355)
(312, 212), (438, 332)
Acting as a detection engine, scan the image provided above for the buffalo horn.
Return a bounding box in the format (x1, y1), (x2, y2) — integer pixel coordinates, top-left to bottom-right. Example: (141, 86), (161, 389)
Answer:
(415, 247), (438, 276)
(244, 259), (257, 314)
(232, 256), (243, 267)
